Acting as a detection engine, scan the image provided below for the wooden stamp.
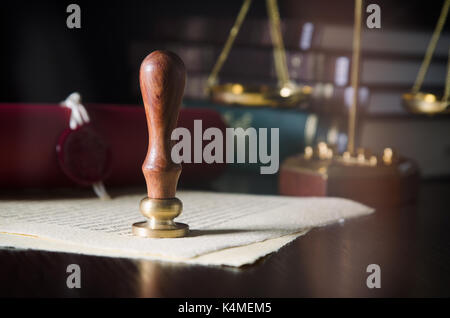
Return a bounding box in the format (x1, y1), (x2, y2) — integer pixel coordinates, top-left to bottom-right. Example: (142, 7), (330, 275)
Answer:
(132, 50), (189, 238)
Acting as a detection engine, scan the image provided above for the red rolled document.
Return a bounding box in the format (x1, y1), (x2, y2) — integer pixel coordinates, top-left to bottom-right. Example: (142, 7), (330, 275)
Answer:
(0, 103), (227, 188)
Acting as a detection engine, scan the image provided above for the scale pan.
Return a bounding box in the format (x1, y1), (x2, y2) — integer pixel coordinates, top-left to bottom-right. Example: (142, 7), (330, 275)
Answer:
(209, 83), (312, 107)
(402, 92), (449, 115)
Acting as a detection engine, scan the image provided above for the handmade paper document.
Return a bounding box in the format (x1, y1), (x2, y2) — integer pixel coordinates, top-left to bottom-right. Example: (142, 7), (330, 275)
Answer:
(0, 191), (374, 267)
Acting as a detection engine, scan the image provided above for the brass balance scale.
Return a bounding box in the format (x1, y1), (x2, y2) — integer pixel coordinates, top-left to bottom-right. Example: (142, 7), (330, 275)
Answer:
(402, 0), (450, 115)
(206, 0), (312, 107)
(207, 0), (422, 207)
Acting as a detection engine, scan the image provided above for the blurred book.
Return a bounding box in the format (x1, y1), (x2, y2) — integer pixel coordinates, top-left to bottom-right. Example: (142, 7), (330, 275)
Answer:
(146, 16), (450, 57)
(131, 16), (448, 116)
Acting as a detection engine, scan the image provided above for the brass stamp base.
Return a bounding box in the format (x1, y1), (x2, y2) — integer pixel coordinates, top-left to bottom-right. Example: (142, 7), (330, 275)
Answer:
(132, 221), (189, 238)
(132, 197), (189, 238)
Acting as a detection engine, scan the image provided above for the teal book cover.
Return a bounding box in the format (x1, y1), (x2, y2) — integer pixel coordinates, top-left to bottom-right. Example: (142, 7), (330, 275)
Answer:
(183, 100), (320, 173)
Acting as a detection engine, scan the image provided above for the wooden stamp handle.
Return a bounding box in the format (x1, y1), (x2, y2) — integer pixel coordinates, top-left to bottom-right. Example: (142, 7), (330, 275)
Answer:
(140, 50), (186, 199)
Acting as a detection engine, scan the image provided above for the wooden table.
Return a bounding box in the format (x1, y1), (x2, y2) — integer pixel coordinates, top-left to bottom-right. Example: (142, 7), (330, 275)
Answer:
(1, 174), (449, 297)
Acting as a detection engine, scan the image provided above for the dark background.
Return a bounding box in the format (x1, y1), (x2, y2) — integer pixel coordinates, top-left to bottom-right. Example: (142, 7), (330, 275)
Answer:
(0, 0), (446, 103)
(1, 0), (449, 179)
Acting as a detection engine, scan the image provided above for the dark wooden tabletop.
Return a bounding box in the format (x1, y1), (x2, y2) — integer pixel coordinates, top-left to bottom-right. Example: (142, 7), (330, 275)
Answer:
(1, 174), (449, 297)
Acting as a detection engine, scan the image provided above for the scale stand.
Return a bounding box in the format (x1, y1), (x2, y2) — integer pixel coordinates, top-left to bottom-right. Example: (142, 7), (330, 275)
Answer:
(278, 0), (420, 208)
(279, 144), (420, 208)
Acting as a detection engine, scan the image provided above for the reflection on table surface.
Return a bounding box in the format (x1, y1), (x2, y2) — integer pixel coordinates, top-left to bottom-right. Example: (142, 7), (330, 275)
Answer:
(0, 174), (449, 297)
